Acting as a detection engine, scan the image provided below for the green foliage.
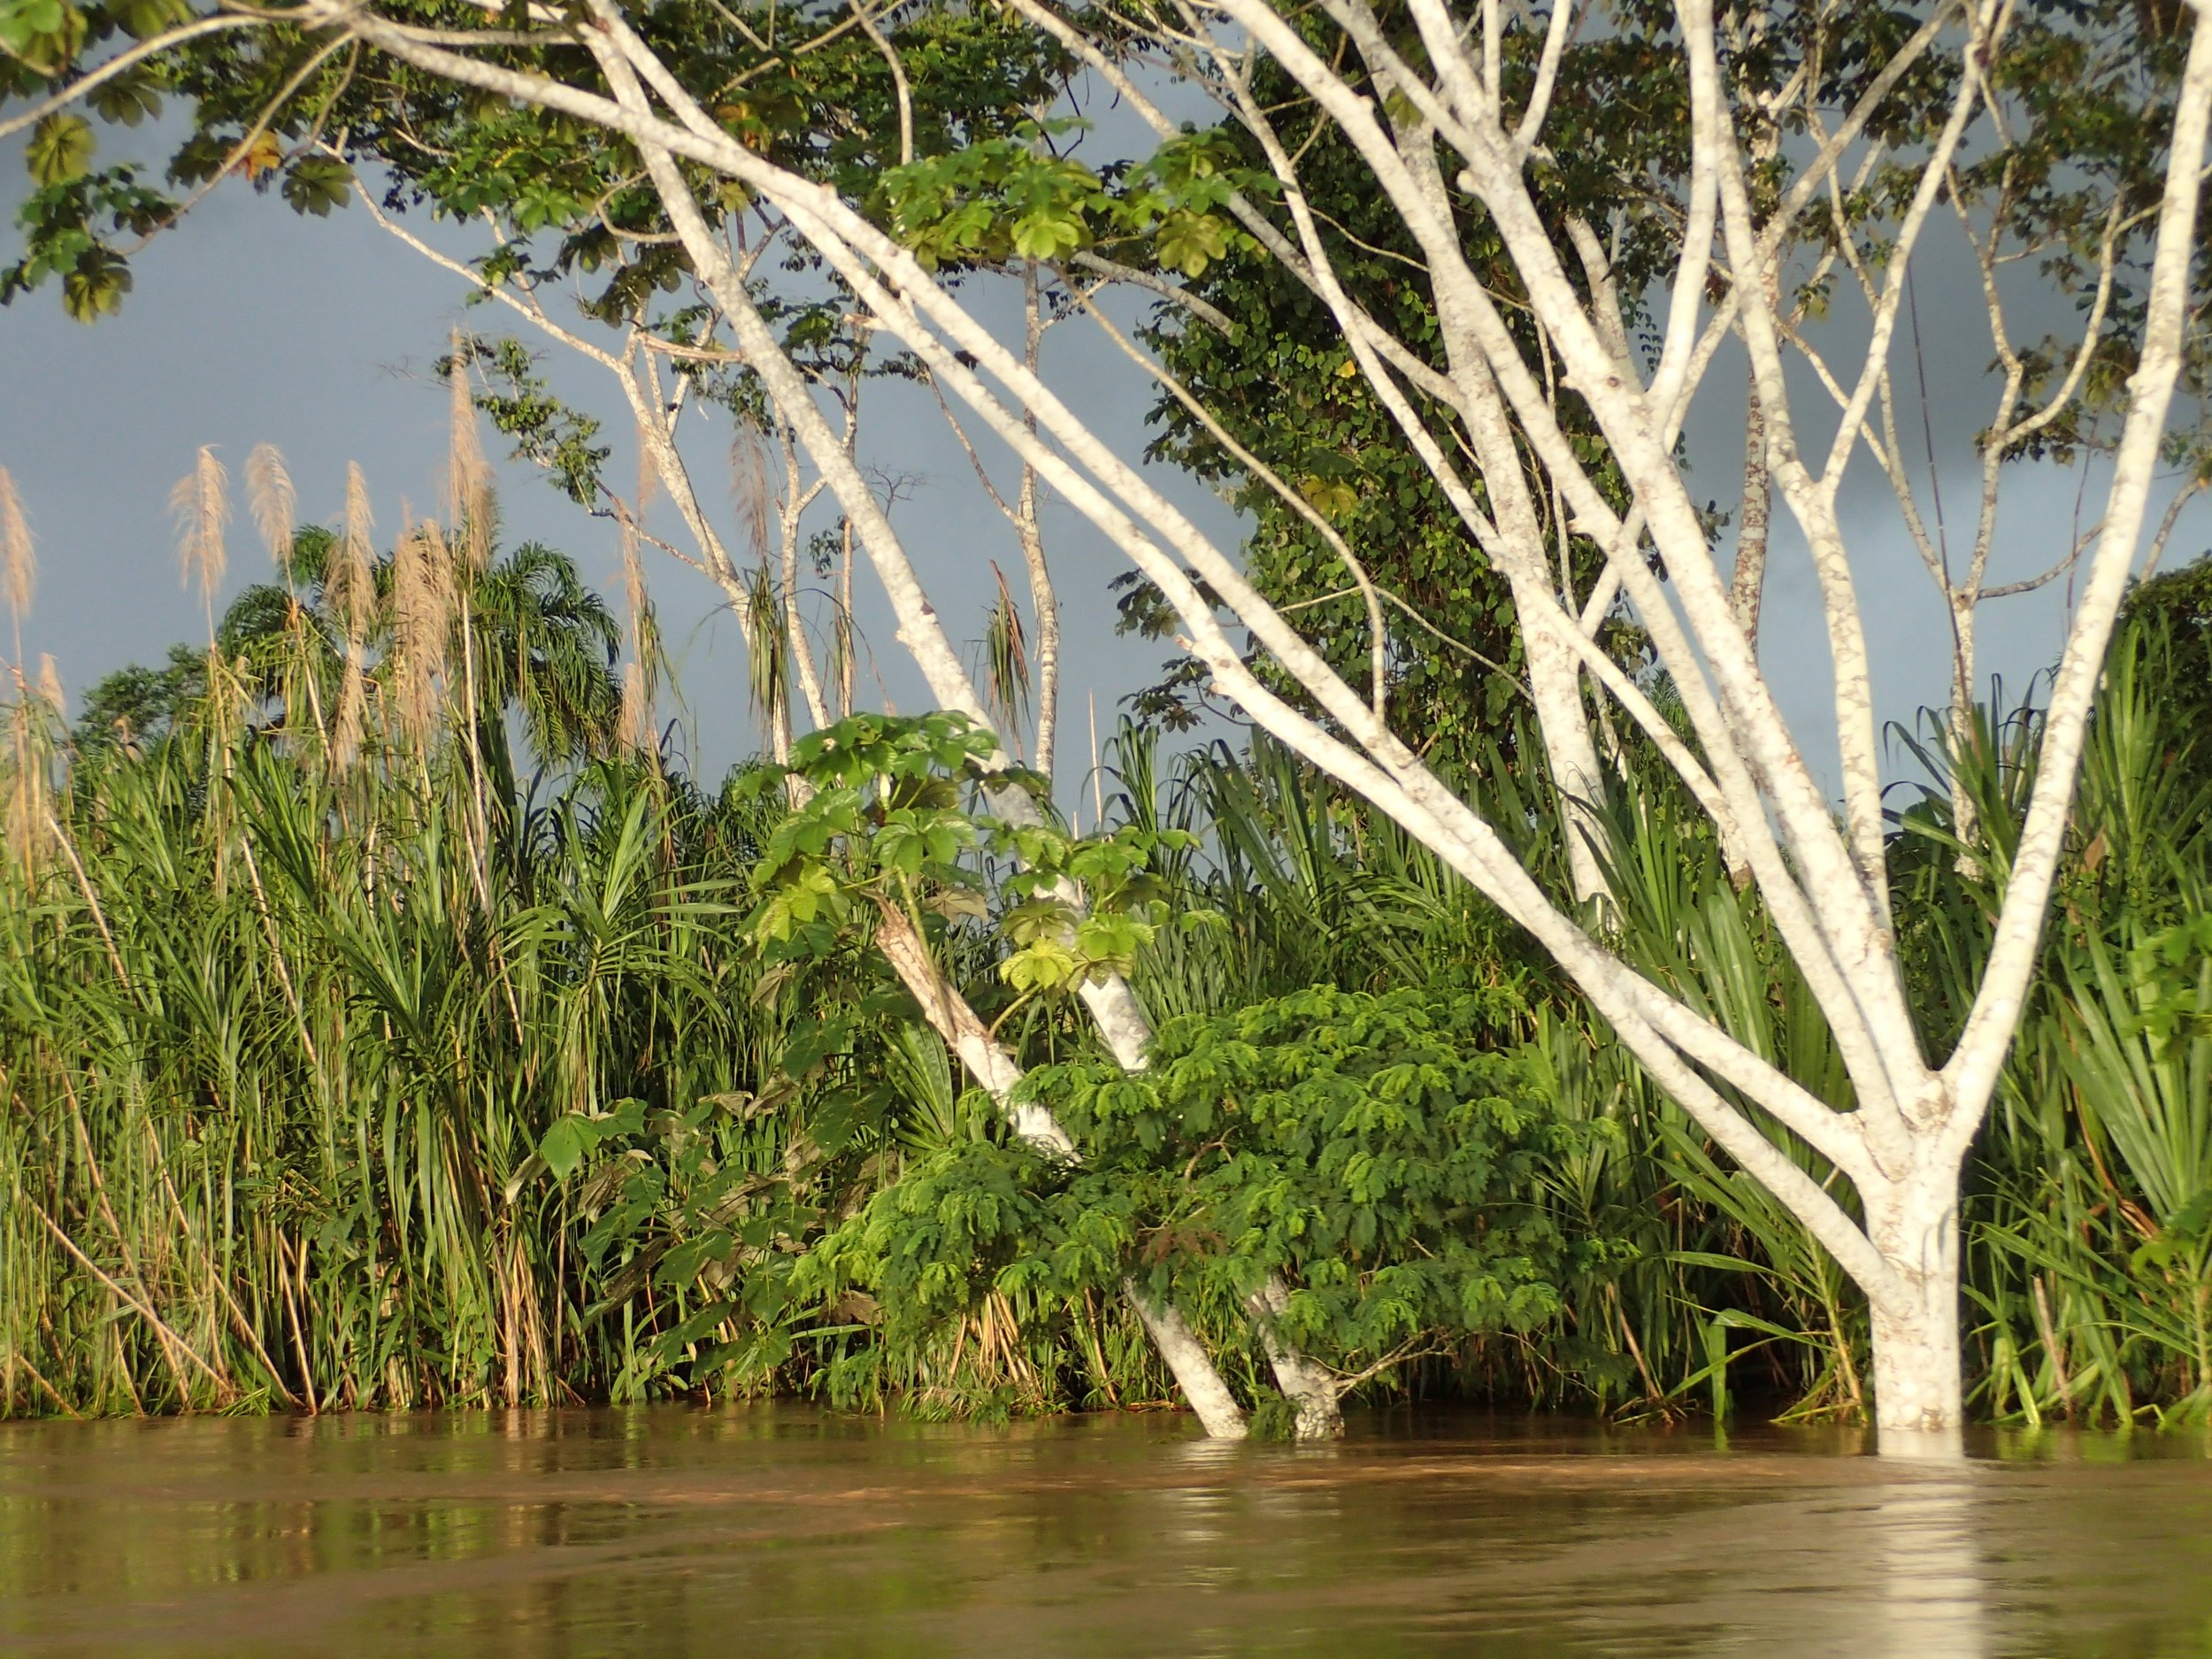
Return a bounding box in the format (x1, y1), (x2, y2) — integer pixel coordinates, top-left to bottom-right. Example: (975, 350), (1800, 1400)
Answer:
(802, 984), (1603, 1410)
(2, 165), (159, 319)
(12, 579), (2212, 1427)
(1053, 986), (1604, 1372)
(740, 710), (1209, 1004)
(0, 0), (1067, 432)
(0, 0), (79, 72)
(876, 121), (1270, 278)
(280, 154), (351, 217)
(25, 114), (93, 187)
(457, 338), (613, 508)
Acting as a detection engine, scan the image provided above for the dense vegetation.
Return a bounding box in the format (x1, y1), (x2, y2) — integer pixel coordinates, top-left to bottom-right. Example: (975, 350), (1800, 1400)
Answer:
(2, 490), (2206, 1428)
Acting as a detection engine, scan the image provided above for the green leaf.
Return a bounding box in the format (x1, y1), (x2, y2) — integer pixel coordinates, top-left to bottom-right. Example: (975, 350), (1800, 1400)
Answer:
(88, 73), (161, 128)
(60, 248), (129, 322)
(27, 115), (94, 188)
(282, 156), (354, 218)
(1010, 209), (1085, 260)
(539, 1116), (587, 1180)
(0, 0), (73, 62)
(1297, 475), (1361, 521)
(0, 0), (64, 43)
(1002, 937), (1080, 994)
(1155, 211), (1231, 279)
(108, 0), (185, 38)
(783, 1014), (856, 1077)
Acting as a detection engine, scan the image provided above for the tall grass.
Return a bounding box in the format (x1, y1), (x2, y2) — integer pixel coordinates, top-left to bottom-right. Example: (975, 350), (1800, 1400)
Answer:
(0, 475), (1196, 1421)
(1900, 618), (2212, 1426)
(0, 473), (799, 1415)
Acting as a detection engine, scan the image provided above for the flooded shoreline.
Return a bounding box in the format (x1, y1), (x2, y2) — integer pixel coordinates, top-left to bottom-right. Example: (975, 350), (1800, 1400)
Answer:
(2, 1408), (2208, 1656)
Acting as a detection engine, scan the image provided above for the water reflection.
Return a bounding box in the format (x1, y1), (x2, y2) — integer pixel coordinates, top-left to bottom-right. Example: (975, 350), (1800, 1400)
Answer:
(0, 1409), (2205, 1658)
(1871, 1476), (1985, 1659)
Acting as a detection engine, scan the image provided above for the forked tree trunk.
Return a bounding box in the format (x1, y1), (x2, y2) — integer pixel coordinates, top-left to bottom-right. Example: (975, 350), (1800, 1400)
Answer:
(344, 0), (2209, 1463)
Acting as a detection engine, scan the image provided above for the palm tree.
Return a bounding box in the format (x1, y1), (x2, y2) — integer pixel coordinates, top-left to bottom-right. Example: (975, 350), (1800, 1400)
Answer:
(75, 531), (624, 771)
(464, 541), (622, 766)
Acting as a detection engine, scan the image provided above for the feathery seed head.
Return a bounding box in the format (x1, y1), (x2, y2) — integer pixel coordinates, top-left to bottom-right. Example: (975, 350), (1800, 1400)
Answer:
(447, 333), (495, 575)
(245, 443), (297, 572)
(170, 445), (230, 606)
(331, 464), (377, 773)
(393, 520), (454, 749)
(0, 466), (36, 624)
(731, 430), (772, 563)
(619, 658), (652, 756)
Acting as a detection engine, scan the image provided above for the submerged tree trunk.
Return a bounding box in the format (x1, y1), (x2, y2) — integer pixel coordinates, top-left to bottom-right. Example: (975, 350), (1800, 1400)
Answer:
(1864, 1175), (1966, 1442)
(1247, 1277), (1342, 1438)
(1130, 1294), (1248, 1440)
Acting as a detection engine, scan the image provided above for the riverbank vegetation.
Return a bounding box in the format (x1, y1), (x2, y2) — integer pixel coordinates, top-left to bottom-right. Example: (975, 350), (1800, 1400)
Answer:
(5, 0), (2209, 1441)
(3, 482), (2205, 1427)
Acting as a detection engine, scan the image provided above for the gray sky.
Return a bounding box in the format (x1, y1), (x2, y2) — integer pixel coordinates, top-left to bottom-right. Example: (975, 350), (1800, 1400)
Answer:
(1, 150), (2204, 804)
(0, 167), (1229, 790)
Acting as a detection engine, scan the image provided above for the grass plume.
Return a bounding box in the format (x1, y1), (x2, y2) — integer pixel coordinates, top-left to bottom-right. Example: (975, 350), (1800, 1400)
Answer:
(391, 518), (454, 749)
(245, 444), (296, 575)
(331, 463), (376, 770)
(169, 446), (230, 634)
(446, 333), (495, 575)
(0, 467), (33, 631)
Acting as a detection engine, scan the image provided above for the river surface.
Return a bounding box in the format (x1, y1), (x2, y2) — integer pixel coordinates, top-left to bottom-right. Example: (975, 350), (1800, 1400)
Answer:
(0, 1408), (2207, 1657)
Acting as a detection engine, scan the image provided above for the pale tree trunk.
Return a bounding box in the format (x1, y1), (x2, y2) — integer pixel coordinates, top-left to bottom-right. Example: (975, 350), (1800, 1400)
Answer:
(350, 3), (1545, 1424)
(1247, 1276), (1341, 1438)
(1731, 378), (1770, 642)
(1726, 11), (1779, 648)
(572, 46), (1277, 1438)
(350, 181), (826, 768)
(1133, 1300), (1249, 1437)
(1947, 593), (1984, 871)
(1016, 261), (1061, 780)
(780, 428), (833, 735)
(1863, 1172), (1966, 1444)
(1517, 594), (1610, 905)
(314, 0), (2212, 1459)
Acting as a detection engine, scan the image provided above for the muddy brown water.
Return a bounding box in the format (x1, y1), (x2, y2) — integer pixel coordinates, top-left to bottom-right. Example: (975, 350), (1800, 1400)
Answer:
(0, 1409), (2206, 1656)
